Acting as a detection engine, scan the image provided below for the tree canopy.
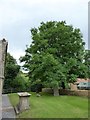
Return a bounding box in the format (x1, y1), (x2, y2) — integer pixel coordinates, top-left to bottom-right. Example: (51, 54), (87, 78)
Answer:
(84, 50), (90, 78)
(20, 21), (89, 96)
(3, 53), (20, 90)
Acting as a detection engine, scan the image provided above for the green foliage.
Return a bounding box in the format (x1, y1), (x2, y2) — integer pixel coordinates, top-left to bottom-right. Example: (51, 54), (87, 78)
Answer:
(84, 50), (90, 78)
(65, 58), (88, 80)
(12, 72), (30, 91)
(4, 53), (20, 90)
(4, 54), (30, 92)
(3, 53), (30, 93)
(20, 21), (88, 90)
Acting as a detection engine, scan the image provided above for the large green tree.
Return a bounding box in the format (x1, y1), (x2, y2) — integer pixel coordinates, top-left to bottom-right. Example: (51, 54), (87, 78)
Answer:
(84, 50), (90, 78)
(20, 21), (88, 96)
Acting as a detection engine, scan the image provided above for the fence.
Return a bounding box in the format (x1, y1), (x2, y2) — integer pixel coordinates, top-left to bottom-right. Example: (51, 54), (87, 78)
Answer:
(2, 88), (31, 94)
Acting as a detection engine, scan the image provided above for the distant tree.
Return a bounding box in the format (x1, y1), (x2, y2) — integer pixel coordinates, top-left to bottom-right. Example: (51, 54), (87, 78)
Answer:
(3, 53), (20, 90)
(12, 71), (30, 92)
(20, 21), (87, 96)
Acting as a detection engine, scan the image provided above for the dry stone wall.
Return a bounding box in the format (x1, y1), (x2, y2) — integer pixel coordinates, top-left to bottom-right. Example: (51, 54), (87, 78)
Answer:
(42, 88), (90, 97)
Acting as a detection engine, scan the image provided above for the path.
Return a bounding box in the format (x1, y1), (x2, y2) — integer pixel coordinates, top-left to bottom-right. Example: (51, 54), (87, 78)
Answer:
(2, 94), (16, 119)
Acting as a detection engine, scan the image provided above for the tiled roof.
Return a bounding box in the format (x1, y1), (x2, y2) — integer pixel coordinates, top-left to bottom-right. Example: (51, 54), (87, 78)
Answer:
(75, 78), (90, 84)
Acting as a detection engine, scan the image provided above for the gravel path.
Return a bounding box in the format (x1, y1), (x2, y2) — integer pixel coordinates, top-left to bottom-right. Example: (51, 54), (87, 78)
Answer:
(2, 94), (16, 119)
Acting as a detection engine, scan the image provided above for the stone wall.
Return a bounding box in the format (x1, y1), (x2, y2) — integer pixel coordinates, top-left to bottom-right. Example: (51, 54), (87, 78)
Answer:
(0, 39), (8, 92)
(59, 89), (89, 97)
(42, 88), (90, 97)
(0, 39), (8, 120)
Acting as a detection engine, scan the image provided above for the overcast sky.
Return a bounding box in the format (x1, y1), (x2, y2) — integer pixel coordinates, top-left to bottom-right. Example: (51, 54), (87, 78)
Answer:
(0, 0), (89, 63)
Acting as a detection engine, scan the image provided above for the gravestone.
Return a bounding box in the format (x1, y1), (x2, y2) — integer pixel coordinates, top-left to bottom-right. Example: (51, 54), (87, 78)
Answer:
(15, 92), (31, 114)
(0, 39), (8, 120)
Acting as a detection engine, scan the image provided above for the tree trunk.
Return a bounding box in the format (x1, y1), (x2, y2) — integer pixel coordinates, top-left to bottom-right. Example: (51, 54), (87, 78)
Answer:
(53, 87), (59, 96)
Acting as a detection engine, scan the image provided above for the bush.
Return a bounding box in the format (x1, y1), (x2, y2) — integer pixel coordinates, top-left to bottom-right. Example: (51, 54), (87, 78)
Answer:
(3, 72), (30, 93)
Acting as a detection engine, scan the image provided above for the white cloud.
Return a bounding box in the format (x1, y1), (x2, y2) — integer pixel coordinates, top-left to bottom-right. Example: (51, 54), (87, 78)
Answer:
(0, 0), (89, 60)
(0, 0), (88, 27)
(9, 49), (26, 68)
(9, 49), (25, 61)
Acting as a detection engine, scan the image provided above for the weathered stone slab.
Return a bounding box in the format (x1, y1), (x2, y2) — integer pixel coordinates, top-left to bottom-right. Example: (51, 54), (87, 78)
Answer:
(15, 92), (31, 114)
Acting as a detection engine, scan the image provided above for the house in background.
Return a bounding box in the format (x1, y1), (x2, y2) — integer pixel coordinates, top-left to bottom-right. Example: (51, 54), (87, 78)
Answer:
(70, 78), (90, 90)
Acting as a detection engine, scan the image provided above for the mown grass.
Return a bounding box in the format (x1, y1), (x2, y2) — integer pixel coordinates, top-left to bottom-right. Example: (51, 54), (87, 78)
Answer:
(8, 92), (88, 118)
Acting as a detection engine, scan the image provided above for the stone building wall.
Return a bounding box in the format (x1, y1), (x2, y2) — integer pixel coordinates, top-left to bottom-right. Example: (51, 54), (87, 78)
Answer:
(70, 83), (78, 90)
(0, 39), (8, 120)
(0, 39), (8, 92)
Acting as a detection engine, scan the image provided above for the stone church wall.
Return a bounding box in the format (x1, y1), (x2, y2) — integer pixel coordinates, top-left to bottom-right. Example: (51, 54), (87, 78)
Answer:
(0, 39), (8, 120)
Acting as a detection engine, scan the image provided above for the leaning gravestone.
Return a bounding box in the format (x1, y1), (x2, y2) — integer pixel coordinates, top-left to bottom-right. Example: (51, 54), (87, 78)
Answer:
(0, 39), (8, 120)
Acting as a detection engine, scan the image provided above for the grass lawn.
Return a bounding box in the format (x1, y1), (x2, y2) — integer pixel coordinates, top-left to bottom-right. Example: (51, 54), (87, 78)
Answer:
(8, 92), (88, 118)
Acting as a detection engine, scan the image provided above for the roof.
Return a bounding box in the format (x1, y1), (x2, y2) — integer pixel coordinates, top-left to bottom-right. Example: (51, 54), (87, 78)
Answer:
(75, 78), (90, 84)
